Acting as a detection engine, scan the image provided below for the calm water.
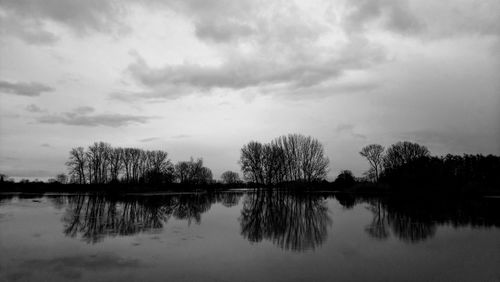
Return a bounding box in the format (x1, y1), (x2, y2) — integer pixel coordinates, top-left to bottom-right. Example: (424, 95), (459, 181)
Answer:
(1, 191), (499, 282)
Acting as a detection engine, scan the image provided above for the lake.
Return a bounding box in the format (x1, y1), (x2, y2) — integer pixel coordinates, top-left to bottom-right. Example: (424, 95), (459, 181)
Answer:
(1, 191), (499, 281)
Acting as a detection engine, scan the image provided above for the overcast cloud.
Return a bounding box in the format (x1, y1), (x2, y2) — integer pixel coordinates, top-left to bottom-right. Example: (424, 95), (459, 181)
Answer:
(0, 80), (54, 96)
(0, 0), (499, 180)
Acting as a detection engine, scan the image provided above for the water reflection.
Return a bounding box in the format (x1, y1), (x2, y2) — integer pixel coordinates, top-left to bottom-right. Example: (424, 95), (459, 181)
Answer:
(239, 191), (332, 252)
(358, 197), (500, 243)
(1, 192), (499, 248)
(61, 193), (243, 243)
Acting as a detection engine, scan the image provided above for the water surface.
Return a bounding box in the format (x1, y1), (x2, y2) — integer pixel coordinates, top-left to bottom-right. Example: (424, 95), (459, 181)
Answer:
(1, 191), (499, 281)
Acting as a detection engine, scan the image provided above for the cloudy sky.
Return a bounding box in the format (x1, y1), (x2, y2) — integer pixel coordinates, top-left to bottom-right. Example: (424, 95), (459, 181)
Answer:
(1, 0), (499, 180)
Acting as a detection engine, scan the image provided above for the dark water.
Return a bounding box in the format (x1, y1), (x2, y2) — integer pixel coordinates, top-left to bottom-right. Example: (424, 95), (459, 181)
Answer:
(1, 191), (499, 282)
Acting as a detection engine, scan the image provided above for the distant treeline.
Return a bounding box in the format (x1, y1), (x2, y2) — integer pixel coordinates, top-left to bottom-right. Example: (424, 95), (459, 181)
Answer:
(1, 135), (499, 195)
(61, 133), (330, 187)
(64, 142), (216, 185)
(347, 141), (500, 194)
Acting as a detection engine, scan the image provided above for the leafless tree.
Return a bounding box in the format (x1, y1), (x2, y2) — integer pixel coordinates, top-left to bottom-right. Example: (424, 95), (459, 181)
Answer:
(221, 171), (241, 184)
(175, 158), (213, 184)
(175, 161), (190, 184)
(240, 134), (329, 185)
(108, 148), (123, 182)
(383, 141), (430, 171)
(66, 143), (174, 184)
(297, 135), (329, 182)
(239, 141), (266, 184)
(85, 142), (112, 184)
(121, 148), (134, 183)
(144, 150), (174, 183)
(66, 147), (87, 184)
(360, 144), (385, 182)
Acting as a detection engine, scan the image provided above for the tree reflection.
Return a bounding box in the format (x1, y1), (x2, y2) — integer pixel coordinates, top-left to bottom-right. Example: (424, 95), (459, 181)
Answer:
(239, 190), (332, 252)
(362, 197), (500, 243)
(364, 201), (389, 240)
(63, 195), (167, 243)
(61, 192), (244, 243)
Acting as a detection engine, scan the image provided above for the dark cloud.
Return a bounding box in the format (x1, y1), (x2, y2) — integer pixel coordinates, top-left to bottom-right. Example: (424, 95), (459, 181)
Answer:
(0, 0), (127, 36)
(158, 0), (256, 42)
(0, 80), (54, 96)
(344, 0), (423, 35)
(343, 0), (500, 40)
(37, 108), (154, 127)
(0, 14), (58, 44)
(109, 87), (191, 101)
(0, 0), (254, 43)
(126, 38), (385, 98)
(2, 0), (498, 47)
(40, 143), (51, 148)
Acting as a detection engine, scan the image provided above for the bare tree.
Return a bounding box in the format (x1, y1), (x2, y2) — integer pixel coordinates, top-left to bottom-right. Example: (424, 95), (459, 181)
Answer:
(108, 148), (123, 182)
(66, 147), (87, 184)
(129, 148), (142, 183)
(175, 161), (190, 184)
(197, 166), (213, 184)
(175, 158), (212, 184)
(239, 141), (266, 184)
(384, 141), (430, 171)
(297, 135), (329, 182)
(86, 142), (112, 184)
(221, 171), (241, 184)
(145, 150), (174, 183)
(66, 143), (175, 185)
(239, 134), (329, 185)
(360, 144), (385, 182)
(121, 148), (134, 183)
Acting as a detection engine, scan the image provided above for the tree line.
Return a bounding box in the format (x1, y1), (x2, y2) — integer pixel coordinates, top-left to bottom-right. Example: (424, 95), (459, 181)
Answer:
(357, 141), (500, 193)
(2, 134), (498, 194)
(66, 142), (214, 185)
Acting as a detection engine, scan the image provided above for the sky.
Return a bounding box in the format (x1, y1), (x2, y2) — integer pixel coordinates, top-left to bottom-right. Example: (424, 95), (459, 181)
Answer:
(1, 0), (499, 181)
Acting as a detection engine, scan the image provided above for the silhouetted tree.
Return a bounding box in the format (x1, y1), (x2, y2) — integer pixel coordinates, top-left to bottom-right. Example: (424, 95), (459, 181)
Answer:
(65, 142), (175, 185)
(239, 134), (329, 185)
(273, 134), (329, 182)
(383, 141), (430, 172)
(108, 147), (123, 183)
(334, 170), (356, 189)
(175, 158), (213, 185)
(360, 144), (384, 182)
(66, 147), (87, 184)
(143, 150), (174, 184)
(56, 173), (68, 184)
(221, 171), (241, 184)
(85, 142), (112, 184)
(240, 141), (266, 184)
